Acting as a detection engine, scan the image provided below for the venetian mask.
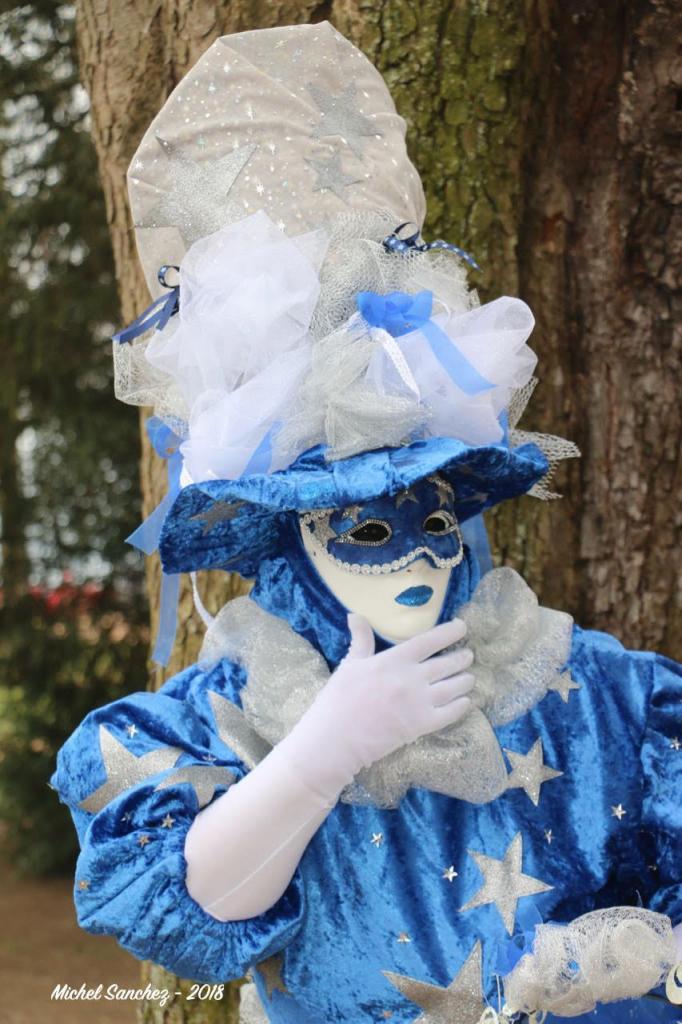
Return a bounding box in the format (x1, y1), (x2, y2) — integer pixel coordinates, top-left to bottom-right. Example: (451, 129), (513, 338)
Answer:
(299, 474), (463, 643)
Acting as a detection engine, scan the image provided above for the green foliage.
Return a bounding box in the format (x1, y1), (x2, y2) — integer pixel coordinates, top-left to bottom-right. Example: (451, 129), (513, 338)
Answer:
(0, 2), (142, 580)
(0, 4), (148, 875)
(0, 583), (149, 876)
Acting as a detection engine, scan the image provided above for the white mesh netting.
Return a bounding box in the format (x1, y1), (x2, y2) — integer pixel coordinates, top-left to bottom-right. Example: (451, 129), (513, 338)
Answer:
(503, 907), (677, 1018)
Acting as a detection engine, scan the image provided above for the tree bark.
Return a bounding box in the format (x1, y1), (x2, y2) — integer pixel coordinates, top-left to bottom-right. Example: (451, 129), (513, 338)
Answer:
(74, 0), (681, 1020)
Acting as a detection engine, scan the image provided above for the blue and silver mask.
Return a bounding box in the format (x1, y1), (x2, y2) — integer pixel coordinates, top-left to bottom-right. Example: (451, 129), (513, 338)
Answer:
(299, 474), (464, 575)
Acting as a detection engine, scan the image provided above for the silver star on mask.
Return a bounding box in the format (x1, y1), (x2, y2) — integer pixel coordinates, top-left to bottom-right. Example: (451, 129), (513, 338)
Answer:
(136, 136), (256, 245)
(306, 513), (337, 548)
(190, 499), (246, 535)
(154, 764), (236, 808)
(383, 941), (484, 1024)
(305, 150), (362, 203)
(79, 725), (183, 813)
(395, 487), (419, 509)
(547, 670), (581, 703)
(503, 739), (563, 807)
(309, 82), (382, 160)
(208, 691), (272, 770)
(342, 504), (363, 523)
(461, 832), (553, 935)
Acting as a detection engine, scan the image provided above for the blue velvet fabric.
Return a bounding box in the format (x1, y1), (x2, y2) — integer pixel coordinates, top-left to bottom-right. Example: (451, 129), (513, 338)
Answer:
(51, 514), (682, 1022)
(158, 440), (548, 576)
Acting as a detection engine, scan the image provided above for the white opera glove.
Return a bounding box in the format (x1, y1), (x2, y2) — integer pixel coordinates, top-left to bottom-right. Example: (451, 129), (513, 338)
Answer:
(185, 613), (474, 922)
(277, 612), (474, 799)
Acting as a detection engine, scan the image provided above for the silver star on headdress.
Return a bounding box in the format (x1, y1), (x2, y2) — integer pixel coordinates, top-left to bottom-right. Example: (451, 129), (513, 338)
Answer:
(383, 941), (484, 1024)
(309, 82), (382, 160)
(190, 500), (247, 535)
(461, 833), (553, 935)
(503, 739), (563, 807)
(154, 764), (236, 808)
(208, 691), (272, 770)
(135, 136), (256, 245)
(305, 151), (362, 203)
(79, 725), (183, 813)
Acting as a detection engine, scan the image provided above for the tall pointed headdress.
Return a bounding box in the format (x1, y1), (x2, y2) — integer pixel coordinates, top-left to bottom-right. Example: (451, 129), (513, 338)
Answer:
(114, 21), (578, 594)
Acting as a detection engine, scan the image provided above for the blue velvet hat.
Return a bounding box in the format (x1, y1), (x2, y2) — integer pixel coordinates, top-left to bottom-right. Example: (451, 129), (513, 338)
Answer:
(158, 438), (549, 577)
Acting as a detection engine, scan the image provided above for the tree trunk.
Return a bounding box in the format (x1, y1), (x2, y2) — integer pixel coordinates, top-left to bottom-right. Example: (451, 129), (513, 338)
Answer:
(74, 0), (681, 1020)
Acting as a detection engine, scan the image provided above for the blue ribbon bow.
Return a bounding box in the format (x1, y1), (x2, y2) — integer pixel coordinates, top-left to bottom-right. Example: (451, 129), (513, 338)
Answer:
(382, 222), (481, 272)
(113, 265), (180, 345)
(126, 417), (182, 666)
(356, 289), (493, 396)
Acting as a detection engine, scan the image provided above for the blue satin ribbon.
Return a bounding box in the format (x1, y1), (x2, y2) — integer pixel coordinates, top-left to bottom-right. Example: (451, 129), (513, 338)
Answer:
(382, 222), (481, 272)
(126, 417), (182, 666)
(242, 421), (281, 476)
(113, 265), (180, 345)
(356, 289), (494, 396)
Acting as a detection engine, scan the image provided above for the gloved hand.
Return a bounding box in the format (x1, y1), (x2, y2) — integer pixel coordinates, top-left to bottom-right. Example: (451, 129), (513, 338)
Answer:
(276, 612), (474, 800)
(185, 613), (473, 920)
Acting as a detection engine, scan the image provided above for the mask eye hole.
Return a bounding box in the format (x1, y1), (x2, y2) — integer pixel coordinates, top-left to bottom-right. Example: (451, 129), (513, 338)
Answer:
(423, 510), (458, 536)
(337, 518), (393, 546)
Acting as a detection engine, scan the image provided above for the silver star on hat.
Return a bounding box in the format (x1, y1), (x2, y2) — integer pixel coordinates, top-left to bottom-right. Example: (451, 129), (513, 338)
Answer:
(309, 82), (382, 160)
(305, 150), (362, 203)
(135, 136), (256, 245)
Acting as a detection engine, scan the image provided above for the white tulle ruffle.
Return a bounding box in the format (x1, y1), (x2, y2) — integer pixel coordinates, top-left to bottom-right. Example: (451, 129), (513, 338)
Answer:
(118, 209), (542, 483)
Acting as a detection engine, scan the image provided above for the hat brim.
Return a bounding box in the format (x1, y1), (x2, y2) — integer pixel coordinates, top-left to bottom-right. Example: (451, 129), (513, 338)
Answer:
(158, 439), (548, 576)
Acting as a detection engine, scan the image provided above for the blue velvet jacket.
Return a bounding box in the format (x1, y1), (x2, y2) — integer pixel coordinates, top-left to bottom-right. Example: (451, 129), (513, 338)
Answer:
(51, 535), (682, 1023)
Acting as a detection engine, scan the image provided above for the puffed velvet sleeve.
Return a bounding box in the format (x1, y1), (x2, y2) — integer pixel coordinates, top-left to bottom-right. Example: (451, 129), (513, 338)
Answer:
(640, 651), (682, 926)
(50, 658), (304, 982)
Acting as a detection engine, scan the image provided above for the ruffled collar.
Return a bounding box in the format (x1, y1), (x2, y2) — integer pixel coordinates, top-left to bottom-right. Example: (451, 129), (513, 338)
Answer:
(201, 566), (573, 808)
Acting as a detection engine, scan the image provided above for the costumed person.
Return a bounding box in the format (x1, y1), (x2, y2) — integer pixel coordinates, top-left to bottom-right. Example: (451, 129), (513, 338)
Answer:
(50, 22), (682, 1024)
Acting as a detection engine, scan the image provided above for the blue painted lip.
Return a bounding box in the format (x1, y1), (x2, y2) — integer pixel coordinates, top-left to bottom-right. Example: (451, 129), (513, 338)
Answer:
(395, 585), (434, 607)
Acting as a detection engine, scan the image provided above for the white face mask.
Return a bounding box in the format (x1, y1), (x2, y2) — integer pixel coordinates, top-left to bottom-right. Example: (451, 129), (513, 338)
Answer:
(299, 523), (452, 643)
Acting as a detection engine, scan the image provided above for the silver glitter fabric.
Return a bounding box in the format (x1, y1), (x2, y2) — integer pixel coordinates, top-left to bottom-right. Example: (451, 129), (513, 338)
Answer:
(199, 597), (330, 750)
(197, 569), (573, 809)
(383, 940), (485, 1024)
(127, 24), (425, 298)
(207, 690), (272, 769)
(79, 725), (183, 813)
(454, 567), (574, 728)
(503, 738), (563, 806)
(154, 765), (236, 808)
(460, 833), (553, 935)
(238, 981), (270, 1024)
(309, 81), (383, 161)
(135, 137), (256, 246)
(502, 907), (677, 1017)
